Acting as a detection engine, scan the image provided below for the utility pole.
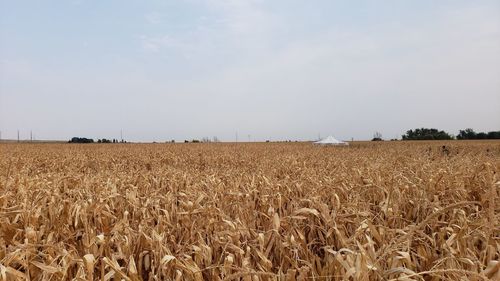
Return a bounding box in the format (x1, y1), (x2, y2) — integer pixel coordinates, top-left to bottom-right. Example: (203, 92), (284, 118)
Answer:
(30, 130), (33, 142)
(17, 130), (20, 142)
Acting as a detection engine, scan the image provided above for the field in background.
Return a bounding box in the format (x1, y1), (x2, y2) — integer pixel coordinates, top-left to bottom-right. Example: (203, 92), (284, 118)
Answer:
(0, 141), (499, 280)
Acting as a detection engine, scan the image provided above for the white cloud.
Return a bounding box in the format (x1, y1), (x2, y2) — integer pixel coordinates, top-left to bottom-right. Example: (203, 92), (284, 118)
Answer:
(138, 1), (500, 138)
(138, 0), (285, 70)
(145, 12), (163, 25)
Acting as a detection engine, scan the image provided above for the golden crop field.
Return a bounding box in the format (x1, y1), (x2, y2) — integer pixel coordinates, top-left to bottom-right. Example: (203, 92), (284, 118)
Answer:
(0, 141), (499, 280)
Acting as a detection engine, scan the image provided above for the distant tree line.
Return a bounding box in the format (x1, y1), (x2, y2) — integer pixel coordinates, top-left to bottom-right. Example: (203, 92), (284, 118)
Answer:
(182, 137), (220, 143)
(98, 138), (124, 143)
(456, 128), (500, 140)
(69, 137), (126, 143)
(402, 128), (453, 140)
(68, 137), (94, 143)
(400, 128), (500, 140)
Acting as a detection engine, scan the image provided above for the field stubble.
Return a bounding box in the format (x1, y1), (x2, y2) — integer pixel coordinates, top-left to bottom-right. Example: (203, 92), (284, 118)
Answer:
(0, 141), (499, 280)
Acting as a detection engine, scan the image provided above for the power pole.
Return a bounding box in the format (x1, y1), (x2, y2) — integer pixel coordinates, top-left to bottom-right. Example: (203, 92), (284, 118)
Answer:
(17, 130), (20, 142)
(30, 130), (33, 142)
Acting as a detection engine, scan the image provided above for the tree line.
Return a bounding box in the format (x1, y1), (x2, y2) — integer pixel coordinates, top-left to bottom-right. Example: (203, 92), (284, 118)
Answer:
(401, 128), (499, 140)
(68, 137), (126, 143)
(456, 128), (500, 140)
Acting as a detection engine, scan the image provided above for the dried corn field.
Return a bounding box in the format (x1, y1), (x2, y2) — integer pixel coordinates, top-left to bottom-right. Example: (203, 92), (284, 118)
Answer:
(0, 141), (499, 281)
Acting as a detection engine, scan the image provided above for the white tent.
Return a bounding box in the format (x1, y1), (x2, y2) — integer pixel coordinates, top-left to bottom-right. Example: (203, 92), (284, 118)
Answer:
(313, 135), (348, 146)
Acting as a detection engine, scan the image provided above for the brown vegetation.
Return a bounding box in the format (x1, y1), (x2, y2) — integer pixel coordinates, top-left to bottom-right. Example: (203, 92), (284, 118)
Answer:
(0, 141), (499, 280)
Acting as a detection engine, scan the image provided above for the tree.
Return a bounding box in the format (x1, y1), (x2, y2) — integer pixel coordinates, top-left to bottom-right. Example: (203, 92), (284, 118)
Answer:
(476, 132), (488, 139)
(69, 137), (94, 143)
(487, 131), (500, 139)
(372, 132), (383, 141)
(456, 129), (500, 140)
(457, 128), (476, 140)
(402, 128), (453, 140)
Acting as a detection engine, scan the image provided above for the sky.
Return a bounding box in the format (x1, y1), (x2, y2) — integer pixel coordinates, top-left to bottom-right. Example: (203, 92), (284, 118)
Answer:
(0, 0), (499, 142)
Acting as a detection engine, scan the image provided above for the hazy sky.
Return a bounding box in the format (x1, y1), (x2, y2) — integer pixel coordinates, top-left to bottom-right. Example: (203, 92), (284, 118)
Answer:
(1, 0), (499, 142)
